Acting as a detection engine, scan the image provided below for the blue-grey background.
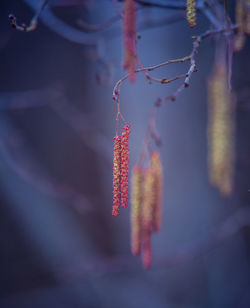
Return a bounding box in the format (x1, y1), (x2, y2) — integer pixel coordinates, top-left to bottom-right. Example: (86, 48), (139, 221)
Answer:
(0, 1), (250, 307)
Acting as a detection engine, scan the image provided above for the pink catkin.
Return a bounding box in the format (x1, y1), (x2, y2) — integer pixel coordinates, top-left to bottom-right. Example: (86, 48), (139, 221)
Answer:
(123, 0), (137, 83)
(142, 229), (152, 269)
(112, 136), (121, 216)
(121, 125), (130, 208)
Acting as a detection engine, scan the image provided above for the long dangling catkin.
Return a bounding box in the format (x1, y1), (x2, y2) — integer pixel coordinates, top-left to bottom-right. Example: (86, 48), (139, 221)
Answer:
(151, 151), (163, 232)
(234, 0), (247, 52)
(142, 168), (155, 231)
(112, 136), (121, 216)
(245, 0), (250, 34)
(186, 0), (196, 28)
(123, 0), (137, 82)
(131, 166), (143, 256)
(207, 63), (235, 197)
(121, 125), (130, 208)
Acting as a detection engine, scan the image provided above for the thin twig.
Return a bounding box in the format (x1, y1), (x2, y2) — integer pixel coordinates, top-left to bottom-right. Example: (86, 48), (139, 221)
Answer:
(77, 15), (121, 32)
(9, 0), (49, 32)
(135, 25), (237, 148)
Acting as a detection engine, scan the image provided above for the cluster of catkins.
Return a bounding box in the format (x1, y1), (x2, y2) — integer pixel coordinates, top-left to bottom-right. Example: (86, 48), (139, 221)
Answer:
(186, 0), (196, 28)
(112, 125), (131, 216)
(207, 62), (235, 197)
(130, 151), (163, 269)
(234, 0), (250, 51)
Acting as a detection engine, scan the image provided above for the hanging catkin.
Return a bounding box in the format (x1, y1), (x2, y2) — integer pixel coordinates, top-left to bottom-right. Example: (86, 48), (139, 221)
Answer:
(112, 136), (121, 216)
(234, 0), (250, 51)
(186, 0), (196, 28)
(234, 0), (246, 51)
(142, 229), (152, 269)
(142, 168), (155, 231)
(207, 63), (235, 197)
(131, 166), (143, 256)
(151, 151), (163, 232)
(123, 0), (137, 82)
(121, 125), (130, 208)
(244, 0), (250, 34)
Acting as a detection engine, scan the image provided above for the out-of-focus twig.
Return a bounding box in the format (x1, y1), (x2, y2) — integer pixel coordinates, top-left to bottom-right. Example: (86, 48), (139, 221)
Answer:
(50, 98), (112, 163)
(0, 115), (95, 215)
(57, 206), (250, 279)
(0, 87), (61, 110)
(135, 0), (187, 9)
(77, 15), (121, 32)
(18, 0), (222, 47)
(0, 89), (112, 163)
(9, 0), (49, 32)
(23, 0), (97, 45)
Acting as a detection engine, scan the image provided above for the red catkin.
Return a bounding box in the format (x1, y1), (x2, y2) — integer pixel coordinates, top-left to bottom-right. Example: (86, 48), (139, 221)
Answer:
(112, 136), (121, 216)
(121, 125), (130, 208)
(123, 0), (137, 82)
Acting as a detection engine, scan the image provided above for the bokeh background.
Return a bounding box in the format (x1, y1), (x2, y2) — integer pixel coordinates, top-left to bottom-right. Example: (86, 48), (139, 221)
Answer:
(0, 1), (250, 307)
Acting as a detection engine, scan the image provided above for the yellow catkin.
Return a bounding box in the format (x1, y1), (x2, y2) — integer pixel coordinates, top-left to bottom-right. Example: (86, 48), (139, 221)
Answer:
(131, 166), (143, 256)
(151, 151), (163, 233)
(207, 63), (235, 197)
(234, 32), (246, 52)
(245, 0), (250, 34)
(186, 0), (196, 28)
(234, 0), (246, 51)
(142, 168), (154, 270)
(142, 168), (155, 231)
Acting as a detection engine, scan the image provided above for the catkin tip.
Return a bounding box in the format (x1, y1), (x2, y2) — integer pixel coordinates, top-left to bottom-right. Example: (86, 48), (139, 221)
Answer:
(186, 0), (196, 28)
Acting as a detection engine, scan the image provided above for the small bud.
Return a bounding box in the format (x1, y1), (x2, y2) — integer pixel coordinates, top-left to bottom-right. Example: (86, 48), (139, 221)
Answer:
(22, 23), (27, 31)
(8, 14), (15, 21)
